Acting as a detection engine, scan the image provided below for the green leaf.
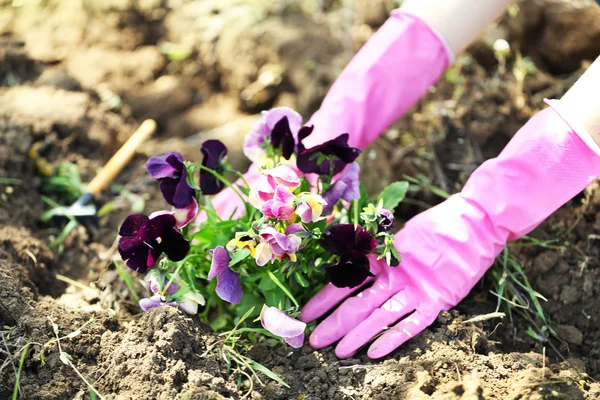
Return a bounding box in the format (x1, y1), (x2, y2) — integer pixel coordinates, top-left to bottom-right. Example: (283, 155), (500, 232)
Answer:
(209, 314), (231, 331)
(258, 274), (277, 291)
(267, 270), (299, 308)
(192, 226), (216, 244)
(236, 306), (256, 327)
(294, 271), (310, 288)
(229, 248), (251, 267)
(59, 352), (72, 365)
(114, 260), (140, 302)
(235, 292), (263, 318)
(238, 185), (250, 197)
(378, 181), (409, 210)
(250, 361), (289, 388)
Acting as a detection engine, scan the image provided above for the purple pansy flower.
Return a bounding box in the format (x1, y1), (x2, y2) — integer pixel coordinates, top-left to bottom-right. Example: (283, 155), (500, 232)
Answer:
(147, 152), (195, 208)
(260, 305), (306, 348)
(243, 107), (303, 163)
(118, 213), (190, 273)
(296, 126), (361, 176)
(260, 185), (296, 220)
(139, 295), (178, 311)
(209, 246), (242, 304)
(320, 224), (377, 288)
(322, 162), (360, 215)
(200, 140), (228, 195)
(139, 291), (205, 315)
(378, 208), (395, 232)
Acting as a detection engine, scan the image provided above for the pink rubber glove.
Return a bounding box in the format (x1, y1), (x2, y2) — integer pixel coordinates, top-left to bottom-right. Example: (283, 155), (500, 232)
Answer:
(299, 101), (600, 358)
(207, 10), (452, 217)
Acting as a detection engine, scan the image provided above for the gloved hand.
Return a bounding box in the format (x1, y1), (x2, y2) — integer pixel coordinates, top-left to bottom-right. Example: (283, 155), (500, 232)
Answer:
(299, 101), (600, 358)
(205, 10), (452, 217)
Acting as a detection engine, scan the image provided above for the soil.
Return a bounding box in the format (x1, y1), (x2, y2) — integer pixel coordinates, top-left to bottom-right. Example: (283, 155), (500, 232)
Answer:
(1, 0), (600, 399)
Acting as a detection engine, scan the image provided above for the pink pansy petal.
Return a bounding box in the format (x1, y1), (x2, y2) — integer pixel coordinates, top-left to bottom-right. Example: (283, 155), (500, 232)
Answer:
(296, 203), (313, 223)
(273, 185), (295, 203)
(284, 333), (305, 348)
(260, 227), (291, 249)
(268, 165), (300, 188)
(260, 200), (276, 218)
(260, 305), (306, 340)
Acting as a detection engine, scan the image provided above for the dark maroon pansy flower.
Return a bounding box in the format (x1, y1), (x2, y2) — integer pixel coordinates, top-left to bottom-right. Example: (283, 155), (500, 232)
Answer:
(270, 116), (296, 160)
(200, 140), (228, 195)
(296, 126), (361, 175)
(146, 152), (195, 208)
(320, 224), (377, 288)
(118, 213), (190, 273)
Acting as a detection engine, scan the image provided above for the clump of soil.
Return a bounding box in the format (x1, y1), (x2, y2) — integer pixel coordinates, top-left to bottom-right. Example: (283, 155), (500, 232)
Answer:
(2, 0), (600, 399)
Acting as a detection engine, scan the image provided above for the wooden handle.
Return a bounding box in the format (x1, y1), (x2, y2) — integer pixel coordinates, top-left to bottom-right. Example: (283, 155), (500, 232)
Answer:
(87, 119), (157, 196)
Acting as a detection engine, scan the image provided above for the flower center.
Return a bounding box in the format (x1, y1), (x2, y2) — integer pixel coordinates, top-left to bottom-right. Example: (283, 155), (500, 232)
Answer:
(156, 236), (163, 244)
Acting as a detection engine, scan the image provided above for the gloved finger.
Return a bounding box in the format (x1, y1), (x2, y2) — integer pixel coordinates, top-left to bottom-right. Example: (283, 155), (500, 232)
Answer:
(334, 290), (415, 359)
(299, 256), (389, 323)
(367, 308), (438, 359)
(298, 279), (373, 323)
(308, 278), (402, 349)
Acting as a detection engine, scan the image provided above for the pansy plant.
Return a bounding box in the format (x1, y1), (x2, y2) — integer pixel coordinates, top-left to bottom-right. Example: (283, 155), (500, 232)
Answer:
(117, 107), (408, 353)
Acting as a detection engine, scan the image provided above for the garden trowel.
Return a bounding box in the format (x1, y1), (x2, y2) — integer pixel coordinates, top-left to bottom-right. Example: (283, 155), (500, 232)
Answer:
(49, 119), (157, 236)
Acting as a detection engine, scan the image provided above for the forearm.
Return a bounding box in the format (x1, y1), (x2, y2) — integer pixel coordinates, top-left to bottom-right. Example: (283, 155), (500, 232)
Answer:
(560, 57), (600, 147)
(401, 0), (512, 56)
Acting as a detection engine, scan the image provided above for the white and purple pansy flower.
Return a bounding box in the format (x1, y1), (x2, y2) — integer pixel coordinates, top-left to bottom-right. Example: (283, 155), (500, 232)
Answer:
(243, 107), (303, 163)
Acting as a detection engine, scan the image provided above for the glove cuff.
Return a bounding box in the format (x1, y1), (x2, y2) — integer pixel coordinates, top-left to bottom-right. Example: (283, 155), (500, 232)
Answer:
(391, 10), (456, 65)
(544, 98), (600, 157)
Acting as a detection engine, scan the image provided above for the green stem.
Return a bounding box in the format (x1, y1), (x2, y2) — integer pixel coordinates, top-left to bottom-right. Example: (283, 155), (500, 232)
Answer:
(231, 170), (250, 189)
(352, 199), (359, 228)
(12, 344), (30, 400)
(197, 164), (246, 206)
(164, 263), (184, 295)
(198, 204), (222, 221)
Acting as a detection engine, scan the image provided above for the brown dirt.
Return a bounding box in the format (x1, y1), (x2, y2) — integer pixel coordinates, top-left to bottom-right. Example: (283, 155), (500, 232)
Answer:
(1, 0), (600, 399)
